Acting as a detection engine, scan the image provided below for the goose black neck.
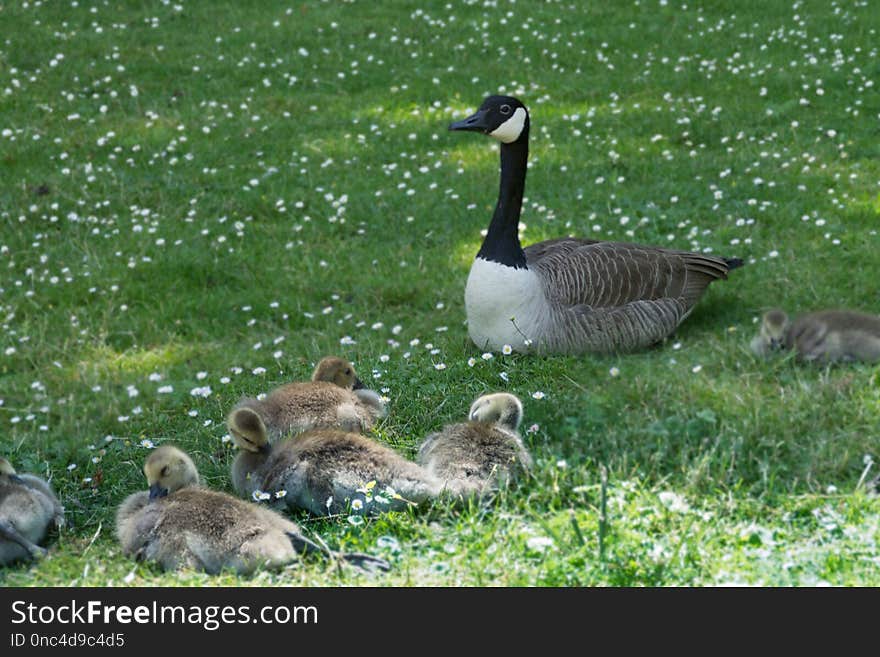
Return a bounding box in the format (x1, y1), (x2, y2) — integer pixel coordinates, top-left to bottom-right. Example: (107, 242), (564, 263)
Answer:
(476, 139), (528, 269)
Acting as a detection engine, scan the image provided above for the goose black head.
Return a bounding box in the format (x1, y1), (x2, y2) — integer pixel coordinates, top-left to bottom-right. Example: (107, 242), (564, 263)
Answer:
(449, 95), (529, 144)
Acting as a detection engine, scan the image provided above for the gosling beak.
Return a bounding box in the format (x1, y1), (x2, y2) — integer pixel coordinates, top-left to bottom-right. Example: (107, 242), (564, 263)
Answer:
(449, 108), (490, 133)
(770, 338), (783, 350)
(352, 377), (366, 391)
(149, 483), (168, 500)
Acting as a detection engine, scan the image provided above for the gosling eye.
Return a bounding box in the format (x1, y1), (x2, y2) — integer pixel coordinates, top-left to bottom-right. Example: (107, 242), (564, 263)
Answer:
(499, 104), (511, 115)
(160, 466), (170, 477)
(344, 368), (352, 375)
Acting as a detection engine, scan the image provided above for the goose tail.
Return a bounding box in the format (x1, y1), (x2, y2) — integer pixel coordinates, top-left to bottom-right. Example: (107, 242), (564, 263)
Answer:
(724, 257), (744, 271)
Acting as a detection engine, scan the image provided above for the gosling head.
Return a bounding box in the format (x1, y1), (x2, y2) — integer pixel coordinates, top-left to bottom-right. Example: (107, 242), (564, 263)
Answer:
(227, 407), (271, 454)
(0, 458), (15, 477)
(311, 356), (364, 390)
(468, 393), (524, 432)
(449, 95), (530, 145)
(761, 309), (790, 349)
(143, 445), (199, 500)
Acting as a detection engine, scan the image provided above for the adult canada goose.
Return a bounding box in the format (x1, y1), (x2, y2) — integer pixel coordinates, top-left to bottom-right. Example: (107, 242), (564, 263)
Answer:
(116, 445), (389, 574)
(449, 95), (743, 354)
(751, 309), (880, 363)
(228, 356), (386, 442)
(0, 458), (64, 565)
(417, 393), (532, 497)
(230, 418), (441, 516)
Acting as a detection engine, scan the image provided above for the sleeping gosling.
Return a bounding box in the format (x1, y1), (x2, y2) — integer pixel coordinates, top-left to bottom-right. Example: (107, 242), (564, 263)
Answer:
(116, 445), (388, 574)
(417, 393), (533, 499)
(228, 356), (386, 443)
(231, 418), (442, 516)
(0, 458), (64, 565)
(751, 309), (880, 363)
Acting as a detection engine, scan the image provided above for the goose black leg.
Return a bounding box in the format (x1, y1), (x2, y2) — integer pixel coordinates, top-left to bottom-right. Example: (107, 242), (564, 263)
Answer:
(286, 531), (390, 573)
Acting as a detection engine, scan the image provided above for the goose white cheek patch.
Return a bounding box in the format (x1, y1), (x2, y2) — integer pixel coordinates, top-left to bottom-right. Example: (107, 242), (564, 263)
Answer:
(489, 107), (527, 143)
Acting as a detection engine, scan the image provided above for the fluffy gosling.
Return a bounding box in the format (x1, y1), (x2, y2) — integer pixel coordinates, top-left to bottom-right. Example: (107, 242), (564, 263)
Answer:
(231, 422), (441, 516)
(0, 458), (64, 565)
(116, 445), (388, 574)
(417, 393), (533, 499)
(228, 356), (386, 443)
(751, 309), (880, 363)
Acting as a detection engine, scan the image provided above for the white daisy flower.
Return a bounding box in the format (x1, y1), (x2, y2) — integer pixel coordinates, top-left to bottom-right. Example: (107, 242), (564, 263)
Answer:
(526, 536), (554, 552)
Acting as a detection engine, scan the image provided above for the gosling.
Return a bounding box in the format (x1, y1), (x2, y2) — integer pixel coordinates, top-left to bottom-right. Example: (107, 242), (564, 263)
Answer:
(230, 417), (442, 516)
(228, 356), (386, 443)
(0, 458), (64, 565)
(116, 445), (389, 574)
(417, 393), (533, 499)
(751, 309), (880, 363)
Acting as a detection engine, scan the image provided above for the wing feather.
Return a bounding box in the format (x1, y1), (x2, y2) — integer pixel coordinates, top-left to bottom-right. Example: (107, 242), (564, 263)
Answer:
(524, 238), (732, 312)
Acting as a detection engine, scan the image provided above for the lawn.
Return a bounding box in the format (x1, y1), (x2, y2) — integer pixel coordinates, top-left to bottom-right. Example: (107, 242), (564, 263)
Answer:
(1, 0), (879, 586)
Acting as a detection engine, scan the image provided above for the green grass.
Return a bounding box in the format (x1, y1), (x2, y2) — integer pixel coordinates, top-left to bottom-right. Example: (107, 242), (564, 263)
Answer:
(1, 0), (879, 586)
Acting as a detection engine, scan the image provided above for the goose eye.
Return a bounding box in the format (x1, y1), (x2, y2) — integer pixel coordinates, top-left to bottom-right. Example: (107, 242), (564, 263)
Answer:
(499, 104), (511, 115)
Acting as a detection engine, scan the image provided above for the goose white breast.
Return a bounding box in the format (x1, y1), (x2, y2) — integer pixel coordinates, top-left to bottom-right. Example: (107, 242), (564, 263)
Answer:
(465, 257), (549, 351)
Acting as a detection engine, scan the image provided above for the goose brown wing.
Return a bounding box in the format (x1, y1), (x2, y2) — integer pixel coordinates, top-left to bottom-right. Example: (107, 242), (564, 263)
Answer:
(560, 297), (688, 353)
(524, 238), (732, 310)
